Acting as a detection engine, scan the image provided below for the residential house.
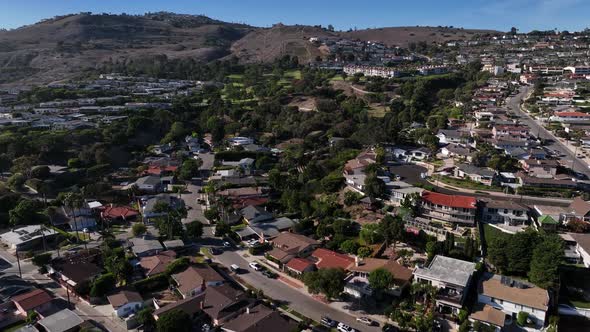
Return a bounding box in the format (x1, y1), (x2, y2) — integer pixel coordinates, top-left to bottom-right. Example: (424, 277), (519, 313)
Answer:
(141, 194), (184, 220)
(437, 129), (467, 145)
(478, 273), (549, 328)
(520, 159), (558, 178)
(566, 197), (590, 223)
(469, 304), (507, 332)
(481, 200), (529, 228)
(492, 125), (530, 141)
(285, 258), (316, 275)
(135, 175), (164, 193)
(440, 144), (475, 162)
(38, 309), (84, 332)
(128, 236), (164, 257)
(344, 258), (413, 298)
(266, 232), (319, 265)
(11, 289), (53, 316)
(153, 293), (206, 320)
(139, 250), (177, 277)
(199, 284), (251, 326)
(222, 303), (298, 332)
(550, 111), (590, 123)
(48, 253), (102, 291)
(235, 217), (298, 241)
(343, 150), (376, 175)
(571, 233), (590, 267)
(454, 164), (496, 186)
(387, 181), (424, 206)
(344, 173), (367, 193)
(0, 225), (57, 250)
(172, 265), (225, 298)
(107, 290), (144, 318)
(413, 255), (476, 314)
(420, 191), (478, 226)
(535, 215), (559, 232)
(310, 248), (355, 270)
(100, 205), (139, 223)
(241, 205), (273, 224)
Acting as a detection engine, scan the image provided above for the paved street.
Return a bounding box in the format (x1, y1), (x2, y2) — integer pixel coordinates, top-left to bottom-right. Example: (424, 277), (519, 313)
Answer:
(508, 86), (590, 178)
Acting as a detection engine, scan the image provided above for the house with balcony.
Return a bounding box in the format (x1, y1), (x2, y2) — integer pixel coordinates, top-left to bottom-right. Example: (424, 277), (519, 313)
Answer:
(413, 255), (476, 314)
(477, 273), (549, 329)
(344, 258), (413, 298)
(481, 200), (530, 231)
(420, 191), (478, 227)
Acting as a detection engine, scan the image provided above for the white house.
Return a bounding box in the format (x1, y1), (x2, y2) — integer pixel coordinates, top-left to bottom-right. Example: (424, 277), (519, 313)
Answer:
(571, 233), (590, 267)
(413, 255), (476, 314)
(107, 290), (144, 318)
(478, 273), (549, 329)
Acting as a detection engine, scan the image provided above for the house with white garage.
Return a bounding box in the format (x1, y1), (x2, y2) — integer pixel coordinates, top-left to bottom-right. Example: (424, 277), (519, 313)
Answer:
(477, 273), (549, 329)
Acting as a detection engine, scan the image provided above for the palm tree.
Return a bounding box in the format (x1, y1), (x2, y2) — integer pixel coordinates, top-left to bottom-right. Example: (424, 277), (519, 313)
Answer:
(44, 206), (59, 256)
(64, 192), (83, 243)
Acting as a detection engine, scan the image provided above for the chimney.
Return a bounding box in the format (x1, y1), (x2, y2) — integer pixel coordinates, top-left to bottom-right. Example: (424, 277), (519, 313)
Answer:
(355, 256), (360, 267)
(246, 306), (250, 314)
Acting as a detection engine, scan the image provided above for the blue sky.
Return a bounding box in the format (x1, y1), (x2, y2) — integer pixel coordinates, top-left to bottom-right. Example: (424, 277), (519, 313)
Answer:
(1, 0), (589, 32)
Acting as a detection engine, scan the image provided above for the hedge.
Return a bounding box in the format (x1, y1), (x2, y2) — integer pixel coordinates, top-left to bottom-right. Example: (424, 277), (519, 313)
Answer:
(133, 274), (169, 293)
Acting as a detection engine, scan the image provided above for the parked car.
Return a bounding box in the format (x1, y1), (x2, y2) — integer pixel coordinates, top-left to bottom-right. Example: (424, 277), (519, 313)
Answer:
(223, 241), (231, 247)
(209, 247), (222, 255)
(230, 264), (241, 273)
(262, 270), (277, 279)
(321, 316), (337, 328)
(337, 322), (356, 332)
(356, 316), (377, 326)
(249, 262), (263, 271)
(432, 319), (443, 332)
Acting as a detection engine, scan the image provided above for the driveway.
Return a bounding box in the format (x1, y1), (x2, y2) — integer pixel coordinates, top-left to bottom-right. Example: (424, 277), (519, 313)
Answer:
(181, 183), (206, 225)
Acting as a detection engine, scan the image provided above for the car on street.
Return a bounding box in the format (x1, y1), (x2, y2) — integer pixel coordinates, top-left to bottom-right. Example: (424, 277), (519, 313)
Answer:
(262, 270), (277, 278)
(209, 247), (222, 255)
(230, 264), (241, 273)
(249, 262), (263, 271)
(321, 316), (337, 328)
(356, 316), (377, 326)
(337, 322), (357, 332)
(223, 241), (231, 247)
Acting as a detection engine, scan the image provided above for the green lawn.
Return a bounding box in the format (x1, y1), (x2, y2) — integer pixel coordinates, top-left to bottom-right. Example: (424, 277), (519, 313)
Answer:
(283, 70), (302, 80)
(227, 74), (244, 80)
(482, 224), (510, 248)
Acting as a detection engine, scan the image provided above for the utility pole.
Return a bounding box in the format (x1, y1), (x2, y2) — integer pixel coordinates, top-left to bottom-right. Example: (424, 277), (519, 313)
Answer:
(15, 248), (22, 278)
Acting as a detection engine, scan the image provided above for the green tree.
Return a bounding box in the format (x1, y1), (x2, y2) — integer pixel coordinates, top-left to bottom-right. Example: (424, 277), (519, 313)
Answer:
(9, 199), (41, 226)
(303, 268), (346, 300)
(487, 236), (509, 273)
(165, 257), (190, 276)
(90, 273), (116, 297)
(132, 223), (147, 237)
(214, 221), (231, 237)
(529, 235), (564, 288)
(156, 309), (192, 332)
(186, 220), (204, 240)
(179, 158), (202, 180)
(517, 311), (529, 326)
(364, 174), (386, 199)
(32, 253), (52, 267)
(380, 215), (405, 247)
(368, 268), (394, 291)
(7, 173), (26, 190)
(357, 246), (372, 258)
(339, 239), (360, 254)
(360, 223), (383, 245)
(137, 307), (156, 332)
(343, 191), (362, 206)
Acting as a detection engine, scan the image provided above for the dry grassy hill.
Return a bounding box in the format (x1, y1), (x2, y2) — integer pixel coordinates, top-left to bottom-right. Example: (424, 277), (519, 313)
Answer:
(341, 26), (500, 47)
(0, 13), (500, 85)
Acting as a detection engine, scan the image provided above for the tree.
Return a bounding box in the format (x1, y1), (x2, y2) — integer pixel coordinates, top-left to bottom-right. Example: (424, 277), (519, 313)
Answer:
(156, 309), (192, 332)
(32, 253), (52, 267)
(7, 173), (25, 190)
(303, 268), (346, 300)
(517, 311), (529, 326)
(357, 246), (372, 258)
(360, 223), (383, 245)
(90, 273), (116, 297)
(165, 257), (190, 276)
(368, 268), (394, 291)
(339, 239), (360, 254)
(132, 223), (147, 237)
(137, 307), (156, 331)
(380, 215), (405, 247)
(186, 220), (204, 240)
(364, 174), (386, 199)
(9, 199), (42, 226)
(506, 231), (539, 276)
(26, 310), (39, 324)
(343, 191), (362, 206)
(179, 158), (201, 180)
(529, 235), (563, 289)
(204, 207), (220, 222)
(214, 221), (231, 237)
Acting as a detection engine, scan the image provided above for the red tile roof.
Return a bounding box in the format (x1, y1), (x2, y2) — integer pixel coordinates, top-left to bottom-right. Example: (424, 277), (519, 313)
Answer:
(12, 289), (52, 312)
(555, 111), (590, 117)
(285, 258), (314, 272)
(144, 165), (178, 175)
(422, 191), (477, 209)
(311, 248), (354, 270)
(101, 206), (139, 220)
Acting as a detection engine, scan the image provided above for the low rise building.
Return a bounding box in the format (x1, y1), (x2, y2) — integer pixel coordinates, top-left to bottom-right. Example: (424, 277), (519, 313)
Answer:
(420, 191), (478, 226)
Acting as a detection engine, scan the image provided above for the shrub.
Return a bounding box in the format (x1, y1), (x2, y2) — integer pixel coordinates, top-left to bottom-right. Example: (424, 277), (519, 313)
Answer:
(90, 273), (116, 297)
(517, 311), (529, 326)
(133, 274), (169, 293)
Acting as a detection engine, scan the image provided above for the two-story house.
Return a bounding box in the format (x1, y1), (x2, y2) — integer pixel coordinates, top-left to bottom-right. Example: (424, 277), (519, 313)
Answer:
(478, 273), (549, 329)
(413, 255), (476, 314)
(454, 164), (496, 186)
(420, 191), (478, 227)
(481, 200), (530, 228)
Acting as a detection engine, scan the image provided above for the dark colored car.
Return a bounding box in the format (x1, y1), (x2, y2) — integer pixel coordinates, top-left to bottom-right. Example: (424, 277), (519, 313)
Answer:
(321, 316), (337, 328)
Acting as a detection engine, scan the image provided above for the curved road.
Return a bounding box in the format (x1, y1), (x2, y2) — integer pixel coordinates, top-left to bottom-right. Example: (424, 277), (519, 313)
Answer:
(508, 86), (590, 178)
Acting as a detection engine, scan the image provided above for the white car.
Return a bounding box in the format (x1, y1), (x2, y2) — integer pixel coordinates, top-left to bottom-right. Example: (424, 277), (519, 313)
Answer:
(249, 262), (263, 271)
(337, 322), (355, 332)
